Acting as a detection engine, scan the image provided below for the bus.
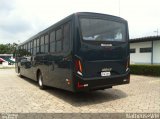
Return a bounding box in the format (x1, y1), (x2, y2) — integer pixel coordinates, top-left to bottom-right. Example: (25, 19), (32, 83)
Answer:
(15, 12), (130, 92)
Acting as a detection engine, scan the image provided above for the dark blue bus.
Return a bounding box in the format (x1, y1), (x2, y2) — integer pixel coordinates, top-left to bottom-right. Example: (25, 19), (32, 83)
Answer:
(15, 12), (130, 92)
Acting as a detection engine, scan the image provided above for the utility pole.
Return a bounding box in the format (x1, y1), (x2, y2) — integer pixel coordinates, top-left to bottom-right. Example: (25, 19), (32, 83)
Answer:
(154, 29), (159, 36)
(118, 0), (120, 16)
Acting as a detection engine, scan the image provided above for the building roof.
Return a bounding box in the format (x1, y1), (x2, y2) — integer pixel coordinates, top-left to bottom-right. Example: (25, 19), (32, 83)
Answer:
(130, 36), (160, 43)
(0, 54), (13, 56)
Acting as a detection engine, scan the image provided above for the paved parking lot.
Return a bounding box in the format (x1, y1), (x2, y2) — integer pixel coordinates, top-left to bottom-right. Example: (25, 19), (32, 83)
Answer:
(0, 69), (159, 113)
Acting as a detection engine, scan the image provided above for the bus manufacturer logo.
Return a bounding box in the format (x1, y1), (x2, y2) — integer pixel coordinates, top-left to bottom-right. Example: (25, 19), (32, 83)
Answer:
(101, 44), (112, 47)
(102, 68), (112, 72)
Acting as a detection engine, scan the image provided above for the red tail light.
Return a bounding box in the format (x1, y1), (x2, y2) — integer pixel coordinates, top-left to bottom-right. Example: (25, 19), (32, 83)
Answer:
(75, 59), (83, 73)
(126, 59), (130, 71)
(77, 82), (84, 88)
(126, 60), (128, 68)
(77, 82), (88, 88)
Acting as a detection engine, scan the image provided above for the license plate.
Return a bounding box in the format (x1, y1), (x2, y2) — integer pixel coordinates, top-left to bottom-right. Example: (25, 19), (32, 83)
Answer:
(101, 72), (111, 76)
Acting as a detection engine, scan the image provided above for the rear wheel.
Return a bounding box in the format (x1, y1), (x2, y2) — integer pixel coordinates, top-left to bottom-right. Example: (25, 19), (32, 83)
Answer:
(38, 72), (46, 90)
(18, 67), (23, 78)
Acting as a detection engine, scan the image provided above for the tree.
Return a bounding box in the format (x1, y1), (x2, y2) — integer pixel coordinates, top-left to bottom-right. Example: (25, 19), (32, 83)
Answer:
(16, 49), (31, 57)
(0, 43), (18, 55)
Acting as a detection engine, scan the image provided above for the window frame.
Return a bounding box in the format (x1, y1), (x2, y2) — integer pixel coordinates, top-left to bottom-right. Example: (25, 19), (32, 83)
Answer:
(33, 39), (37, 55)
(140, 47), (152, 53)
(63, 22), (71, 52)
(40, 35), (45, 53)
(130, 48), (136, 53)
(49, 30), (56, 53)
(55, 26), (63, 53)
(44, 33), (49, 53)
(36, 38), (40, 54)
(78, 16), (127, 43)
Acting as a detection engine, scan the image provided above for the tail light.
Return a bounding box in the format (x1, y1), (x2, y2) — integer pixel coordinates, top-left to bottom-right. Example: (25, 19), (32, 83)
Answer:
(126, 59), (129, 71)
(75, 59), (83, 75)
(77, 82), (88, 88)
(77, 82), (84, 88)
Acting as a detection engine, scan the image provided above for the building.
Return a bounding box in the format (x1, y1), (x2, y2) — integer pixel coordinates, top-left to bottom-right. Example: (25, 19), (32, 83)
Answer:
(130, 36), (160, 64)
(0, 54), (13, 59)
(0, 54), (15, 65)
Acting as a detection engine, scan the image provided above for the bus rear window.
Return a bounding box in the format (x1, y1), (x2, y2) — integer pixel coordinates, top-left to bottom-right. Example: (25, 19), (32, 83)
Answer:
(80, 18), (126, 42)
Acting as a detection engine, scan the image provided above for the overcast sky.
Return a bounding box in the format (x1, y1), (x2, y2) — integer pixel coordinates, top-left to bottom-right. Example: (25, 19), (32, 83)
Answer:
(0, 0), (160, 44)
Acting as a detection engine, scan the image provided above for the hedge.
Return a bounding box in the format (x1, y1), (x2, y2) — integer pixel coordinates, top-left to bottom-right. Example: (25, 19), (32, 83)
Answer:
(130, 64), (160, 76)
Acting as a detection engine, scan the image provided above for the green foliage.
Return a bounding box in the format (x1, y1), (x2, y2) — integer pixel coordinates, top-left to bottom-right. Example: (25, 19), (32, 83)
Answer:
(16, 49), (31, 57)
(130, 64), (160, 76)
(0, 43), (31, 57)
(0, 43), (18, 54)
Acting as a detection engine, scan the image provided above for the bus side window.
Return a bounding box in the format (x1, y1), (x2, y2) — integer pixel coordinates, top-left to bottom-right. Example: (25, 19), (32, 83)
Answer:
(50, 31), (56, 53)
(36, 38), (40, 54)
(27, 42), (31, 56)
(45, 34), (49, 53)
(56, 28), (62, 52)
(40, 36), (45, 53)
(28, 42), (31, 54)
(30, 41), (33, 55)
(33, 39), (37, 55)
(63, 22), (70, 52)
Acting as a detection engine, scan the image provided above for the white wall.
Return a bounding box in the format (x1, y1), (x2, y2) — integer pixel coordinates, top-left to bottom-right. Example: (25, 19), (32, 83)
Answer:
(153, 40), (160, 64)
(130, 41), (152, 64)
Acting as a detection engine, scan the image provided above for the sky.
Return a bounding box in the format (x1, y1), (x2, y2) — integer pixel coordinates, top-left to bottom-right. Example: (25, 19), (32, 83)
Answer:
(0, 0), (160, 44)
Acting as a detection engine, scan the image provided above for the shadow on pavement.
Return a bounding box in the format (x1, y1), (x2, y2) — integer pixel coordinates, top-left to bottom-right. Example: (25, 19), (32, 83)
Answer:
(46, 87), (128, 107)
(18, 75), (38, 86)
(19, 75), (128, 107)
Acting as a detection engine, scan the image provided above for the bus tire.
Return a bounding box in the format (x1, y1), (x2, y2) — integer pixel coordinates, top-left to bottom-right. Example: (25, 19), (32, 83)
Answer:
(18, 67), (23, 78)
(38, 72), (46, 90)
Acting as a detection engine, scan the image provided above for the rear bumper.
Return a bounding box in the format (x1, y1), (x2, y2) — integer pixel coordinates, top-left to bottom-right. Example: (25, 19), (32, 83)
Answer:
(74, 70), (130, 92)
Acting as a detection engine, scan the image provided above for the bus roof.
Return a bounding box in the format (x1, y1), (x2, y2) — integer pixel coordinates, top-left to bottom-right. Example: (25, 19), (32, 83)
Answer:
(75, 12), (126, 21)
(18, 12), (127, 46)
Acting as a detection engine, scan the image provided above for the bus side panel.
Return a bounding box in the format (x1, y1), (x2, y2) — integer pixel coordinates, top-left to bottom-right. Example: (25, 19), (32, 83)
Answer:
(40, 53), (73, 92)
(42, 19), (75, 92)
